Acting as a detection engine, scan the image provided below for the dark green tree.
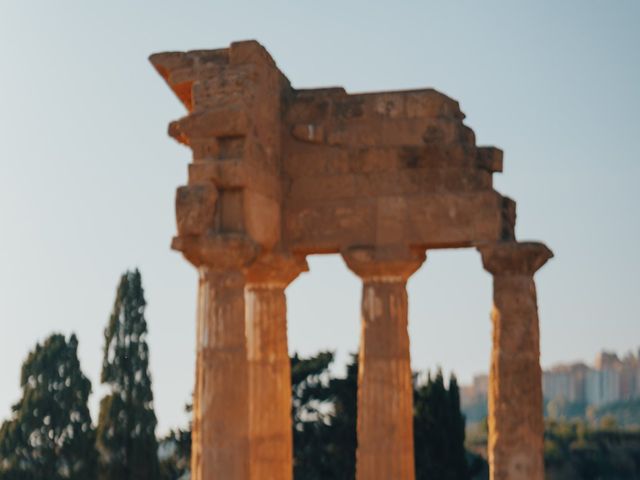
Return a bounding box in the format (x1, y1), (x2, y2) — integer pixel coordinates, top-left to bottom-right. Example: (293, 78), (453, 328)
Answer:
(158, 428), (191, 480)
(321, 355), (357, 478)
(291, 351), (336, 479)
(159, 352), (473, 479)
(291, 351), (357, 480)
(292, 356), (472, 479)
(97, 269), (159, 480)
(448, 376), (470, 474)
(414, 370), (469, 480)
(0, 333), (96, 480)
(159, 403), (191, 480)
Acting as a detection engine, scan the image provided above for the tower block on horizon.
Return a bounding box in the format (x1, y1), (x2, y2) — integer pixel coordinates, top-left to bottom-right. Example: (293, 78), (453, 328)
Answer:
(150, 40), (552, 480)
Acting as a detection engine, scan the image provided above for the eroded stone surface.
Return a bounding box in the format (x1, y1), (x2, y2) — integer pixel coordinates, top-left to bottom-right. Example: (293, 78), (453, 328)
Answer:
(245, 255), (307, 480)
(151, 40), (553, 480)
(343, 253), (425, 480)
(150, 40), (514, 260)
(479, 243), (552, 480)
(193, 267), (250, 480)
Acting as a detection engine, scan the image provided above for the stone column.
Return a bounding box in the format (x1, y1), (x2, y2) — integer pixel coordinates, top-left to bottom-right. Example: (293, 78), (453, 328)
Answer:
(479, 242), (553, 480)
(245, 254), (308, 480)
(343, 247), (425, 480)
(184, 237), (258, 480)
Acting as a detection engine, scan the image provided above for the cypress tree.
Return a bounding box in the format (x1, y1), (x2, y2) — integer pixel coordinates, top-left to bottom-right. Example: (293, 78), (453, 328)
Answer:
(414, 370), (469, 479)
(291, 351), (335, 479)
(97, 269), (159, 480)
(0, 333), (96, 480)
(159, 403), (191, 480)
(447, 375), (469, 479)
(292, 356), (471, 479)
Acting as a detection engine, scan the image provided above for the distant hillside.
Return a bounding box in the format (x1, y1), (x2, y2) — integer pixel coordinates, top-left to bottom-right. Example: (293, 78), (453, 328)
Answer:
(596, 399), (640, 428)
(463, 398), (640, 429)
(467, 422), (640, 479)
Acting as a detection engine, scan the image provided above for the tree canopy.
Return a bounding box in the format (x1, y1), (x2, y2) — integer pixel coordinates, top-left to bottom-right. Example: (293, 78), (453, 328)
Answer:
(97, 269), (159, 480)
(0, 334), (96, 480)
(291, 353), (471, 479)
(414, 370), (469, 480)
(291, 351), (357, 479)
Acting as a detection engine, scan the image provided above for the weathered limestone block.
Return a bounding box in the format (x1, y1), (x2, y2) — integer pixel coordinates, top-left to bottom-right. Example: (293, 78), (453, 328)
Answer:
(245, 254), (308, 480)
(151, 40), (553, 480)
(171, 232), (258, 270)
(343, 246), (425, 480)
(479, 242), (553, 480)
(175, 184), (218, 236)
(477, 146), (504, 173)
(291, 123), (326, 144)
(169, 110), (250, 146)
(155, 41), (286, 254)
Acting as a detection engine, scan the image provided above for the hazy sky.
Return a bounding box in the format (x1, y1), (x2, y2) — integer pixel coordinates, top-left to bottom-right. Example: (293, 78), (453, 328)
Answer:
(1, 1), (638, 434)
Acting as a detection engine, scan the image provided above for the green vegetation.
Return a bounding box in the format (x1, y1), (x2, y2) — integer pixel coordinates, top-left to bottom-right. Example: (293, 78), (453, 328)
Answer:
(545, 420), (640, 479)
(97, 269), (160, 480)
(466, 395), (640, 430)
(0, 334), (97, 479)
(2, 268), (639, 479)
(468, 418), (640, 479)
(290, 352), (473, 479)
(592, 400), (640, 428)
(158, 427), (190, 480)
(291, 352), (357, 479)
(544, 397), (640, 429)
(414, 372), (469, 479)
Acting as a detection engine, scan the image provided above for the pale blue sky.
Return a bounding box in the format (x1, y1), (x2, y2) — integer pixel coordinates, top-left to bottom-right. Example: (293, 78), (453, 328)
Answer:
(1, 1), (638, 434)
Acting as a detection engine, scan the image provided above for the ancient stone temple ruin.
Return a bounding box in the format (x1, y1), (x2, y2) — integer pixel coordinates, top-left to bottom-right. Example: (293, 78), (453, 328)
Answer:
(150, 40), (553, 480)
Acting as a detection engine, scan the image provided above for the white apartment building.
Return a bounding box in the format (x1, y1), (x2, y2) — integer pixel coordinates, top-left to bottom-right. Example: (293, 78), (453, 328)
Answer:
(585, 368), (621, 406)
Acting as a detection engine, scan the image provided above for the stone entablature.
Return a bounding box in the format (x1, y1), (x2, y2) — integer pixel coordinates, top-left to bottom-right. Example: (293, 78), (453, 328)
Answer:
(151, 41), (513, 261)
(151, 40), (552, 480)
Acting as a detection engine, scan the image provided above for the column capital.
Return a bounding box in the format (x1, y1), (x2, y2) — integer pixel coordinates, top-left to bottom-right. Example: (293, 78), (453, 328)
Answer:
(245, 252), (308, 287)
(172, 232), (259, 270)
(342, 246), (425, 282)
(478, 241), (553, 276)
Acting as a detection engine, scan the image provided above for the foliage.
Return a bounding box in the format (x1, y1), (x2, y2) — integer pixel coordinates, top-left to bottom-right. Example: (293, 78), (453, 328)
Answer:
(542, 397), (640, 430)
(544, 420), (640, 479)
(291, 351), (357, 480)
(158, 403), (191, 480)
(96, 269), (159, 480)
(596, 399), (640, 428)
(0, 334), (96, 480)
(414, 370), (469, 480)
(292, 354), (471, 479)
(158, 428), (191, 480)
(545, 398), (588, 421)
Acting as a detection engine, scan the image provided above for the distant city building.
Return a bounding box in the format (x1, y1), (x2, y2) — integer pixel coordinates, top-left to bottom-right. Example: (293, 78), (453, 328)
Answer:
(543, 363), (588, 403)
(620, 353), (640, 400)
(461, 347), (640, 417)
(585, 368), (621, 406)
(543, 349), (638, 407)
(460, 375), (487, 407)
(595, 351), (622, 370)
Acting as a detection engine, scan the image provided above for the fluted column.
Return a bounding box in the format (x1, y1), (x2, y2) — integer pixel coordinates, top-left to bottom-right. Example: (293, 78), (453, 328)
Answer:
(192, 266), (250, 480)
(245, 254), (308, 480)
(184, 237), (258, 480)
(343, 247), (425, 480)
(479, 242), (553, 480)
